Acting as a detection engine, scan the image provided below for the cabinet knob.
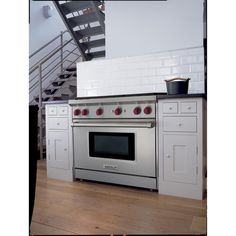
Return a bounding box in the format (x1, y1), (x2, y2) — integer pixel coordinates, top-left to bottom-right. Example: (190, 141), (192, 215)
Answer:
(57, 123), (60, 125)
(178, 123), (182, 126)
(187, 107), (191, 110)
(169, 107), (172, 110)
(64, 148), (67, 151)
(166, 155), (171, 158)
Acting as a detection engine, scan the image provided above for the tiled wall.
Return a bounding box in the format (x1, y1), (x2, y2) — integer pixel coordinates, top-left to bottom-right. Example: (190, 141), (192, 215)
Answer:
(77, 46), (204, 97)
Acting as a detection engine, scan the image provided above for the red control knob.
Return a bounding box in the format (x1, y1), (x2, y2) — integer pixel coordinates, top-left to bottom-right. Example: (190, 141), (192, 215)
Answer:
(114, 107), (122, 116)
(74, 109), (81, 116)
(144, 106), (152, 115)
(96, 108), (103, 116)
(133, 107), (141, 115)
(82, 108), (89, 116)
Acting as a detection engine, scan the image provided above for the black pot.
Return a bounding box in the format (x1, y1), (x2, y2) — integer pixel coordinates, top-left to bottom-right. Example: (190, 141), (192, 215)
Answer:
(165, 78), (190, 95)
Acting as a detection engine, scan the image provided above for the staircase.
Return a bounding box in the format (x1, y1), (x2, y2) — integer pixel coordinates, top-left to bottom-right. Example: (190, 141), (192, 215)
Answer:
(29, 1), (105, 159)
(30, 1), (105, 104)
(53, 0), (105, 61)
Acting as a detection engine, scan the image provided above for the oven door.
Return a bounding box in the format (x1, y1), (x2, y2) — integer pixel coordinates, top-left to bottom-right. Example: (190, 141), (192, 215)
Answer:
(72, 120), (156, 177)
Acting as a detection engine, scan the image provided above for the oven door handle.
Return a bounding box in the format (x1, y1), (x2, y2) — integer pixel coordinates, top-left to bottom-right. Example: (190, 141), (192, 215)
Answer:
(71, 122), (155, 128)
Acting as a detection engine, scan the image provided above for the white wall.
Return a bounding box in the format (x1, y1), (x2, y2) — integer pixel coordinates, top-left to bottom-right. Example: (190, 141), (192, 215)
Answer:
(77, 46), (204, 97)
(106, 0), (204, 58)
(29, 0), (81, 103)
(29, 0), (66, 54)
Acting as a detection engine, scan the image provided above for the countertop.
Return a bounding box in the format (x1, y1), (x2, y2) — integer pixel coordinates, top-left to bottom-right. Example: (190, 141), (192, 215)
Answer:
(43, 93), (206, 104)
(75, 93), (207, 100)
(43, 100), (69, 105)
(156, 93), (206, 100)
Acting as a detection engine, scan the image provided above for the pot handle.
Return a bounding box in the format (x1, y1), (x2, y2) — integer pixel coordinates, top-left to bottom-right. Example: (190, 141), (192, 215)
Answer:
(165, 77), (191, 82)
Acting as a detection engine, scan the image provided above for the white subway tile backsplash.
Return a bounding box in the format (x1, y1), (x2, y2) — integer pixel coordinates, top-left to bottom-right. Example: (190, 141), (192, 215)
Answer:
(189, 81), (204, 92)
(179, 73), (199, 82)
(148, 60), (163, 68)
(87, 89), (99, 97)
(190, 64), (204, 73)
(148, 76), (166, 84)
(187, 47), (204, 55)
(172, 65), (190, 74)
(154, 83), (167, 92)
(198, 55), (204, 63)
(198, 72), (205, 81)
(181, 55), (198, 65)
(162, 57), (181, 67)
(156, 67), (172, 76)
(77, 46), (204, 97)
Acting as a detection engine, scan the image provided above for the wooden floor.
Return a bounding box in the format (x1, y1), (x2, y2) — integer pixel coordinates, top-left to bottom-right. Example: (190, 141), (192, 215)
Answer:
(31, 160), (207, 235)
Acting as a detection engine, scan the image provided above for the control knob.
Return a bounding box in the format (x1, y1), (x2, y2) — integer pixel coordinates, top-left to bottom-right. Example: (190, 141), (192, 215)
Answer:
(74, 109), (81, 116)
(114, 107), (122, 115)
(133, 107), (141, 115)
(144, 106), (152, 115)
(96, 108), (103, 116)
(82, 108), (89, 116)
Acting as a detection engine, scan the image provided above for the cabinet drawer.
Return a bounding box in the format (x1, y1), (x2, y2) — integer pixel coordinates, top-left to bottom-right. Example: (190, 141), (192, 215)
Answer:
(163, 102), (178, 114)
(47, 106), (57, 116)
(180, 102), (197, 114)
(163, 116), (197, 132)
(47, 117), (68, 130)
(58, 106), (68, 116)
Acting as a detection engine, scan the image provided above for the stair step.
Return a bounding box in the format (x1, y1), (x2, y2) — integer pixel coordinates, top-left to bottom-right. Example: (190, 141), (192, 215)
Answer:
(66, 67), (76, 72)
(68, 11), (105, 28)
(60, 1), (101, 15)
(45, 94), (70, 99)
(82, 38), (105, 50)
(69, 85), (77, 93)
(52, 81), (64, 87)
(50, 85), (61, 90)
(44, 89), (57, 95)
(87, 50), (105, 59)
(55, 78), (76, 82)
(58, 73), (76, 79)
(74, 26), (103, 39)
(34, 97), (47, 103)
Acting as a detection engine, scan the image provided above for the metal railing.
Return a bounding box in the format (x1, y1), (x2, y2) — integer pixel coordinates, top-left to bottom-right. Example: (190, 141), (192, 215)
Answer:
(29, 1), (99, 160)
(29, 30), (81, 160)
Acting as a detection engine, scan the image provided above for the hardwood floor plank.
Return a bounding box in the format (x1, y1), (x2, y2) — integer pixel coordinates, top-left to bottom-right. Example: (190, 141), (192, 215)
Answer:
(31, 160), (207, 235)
(190, 216), (207, 234)
(30, 221), (76, 235)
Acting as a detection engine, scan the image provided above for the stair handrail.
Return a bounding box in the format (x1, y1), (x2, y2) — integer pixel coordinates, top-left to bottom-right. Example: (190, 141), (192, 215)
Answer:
(29, 30), (69, 58)
(29, 46), (79, 93)
(29, 38), (73, 75)
(29, 48), (80, 86)
(29, 30), (80, 160)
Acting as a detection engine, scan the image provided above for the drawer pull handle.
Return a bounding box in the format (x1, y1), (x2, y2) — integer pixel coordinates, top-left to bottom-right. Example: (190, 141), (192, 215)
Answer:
(169, 107), (172, 110)
(57, 123), (60, 125)
(64, 148), (67, 151)
(187, 107), (191, 110)
(178, 123), (182, 126)
(166, 155), (171, 158)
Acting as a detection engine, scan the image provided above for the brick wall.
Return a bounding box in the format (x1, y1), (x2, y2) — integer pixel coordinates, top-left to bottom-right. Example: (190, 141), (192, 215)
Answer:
(77, 46), (204, 97)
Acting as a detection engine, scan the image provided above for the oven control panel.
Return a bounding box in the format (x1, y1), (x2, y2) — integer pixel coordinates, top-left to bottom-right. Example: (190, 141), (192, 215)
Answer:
(72, 102), (156, 119)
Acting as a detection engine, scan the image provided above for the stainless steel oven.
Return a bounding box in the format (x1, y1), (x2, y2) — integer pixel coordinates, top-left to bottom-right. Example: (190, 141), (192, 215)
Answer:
(69, 95), (158, 189)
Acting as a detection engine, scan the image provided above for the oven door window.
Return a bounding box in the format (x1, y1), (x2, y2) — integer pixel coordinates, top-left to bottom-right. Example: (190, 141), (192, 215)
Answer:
(89, 132), (135, 161)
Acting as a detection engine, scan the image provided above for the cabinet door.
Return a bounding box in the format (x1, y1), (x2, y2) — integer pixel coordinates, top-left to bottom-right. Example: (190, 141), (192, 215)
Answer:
(47, 131), (69, 169)
(163, 134), (197, 184)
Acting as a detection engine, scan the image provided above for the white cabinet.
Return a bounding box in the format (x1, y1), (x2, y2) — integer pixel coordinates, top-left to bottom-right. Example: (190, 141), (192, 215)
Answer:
(163, 134), (197, 184)
(47, 131), (69, 169)
(158, 97), (206, 200)
(45, 103), (73, 181)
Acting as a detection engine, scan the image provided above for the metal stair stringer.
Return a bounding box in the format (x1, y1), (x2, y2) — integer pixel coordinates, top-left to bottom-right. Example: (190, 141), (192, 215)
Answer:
(53, 0), (105, 61)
